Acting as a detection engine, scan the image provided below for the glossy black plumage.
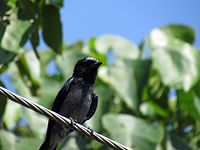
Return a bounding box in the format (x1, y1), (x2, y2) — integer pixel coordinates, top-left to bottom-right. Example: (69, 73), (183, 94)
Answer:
(39, 57), (102, 150)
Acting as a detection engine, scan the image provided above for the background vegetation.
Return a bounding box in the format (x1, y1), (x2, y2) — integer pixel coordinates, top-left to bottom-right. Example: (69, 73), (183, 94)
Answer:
(0, 0), (200, 150)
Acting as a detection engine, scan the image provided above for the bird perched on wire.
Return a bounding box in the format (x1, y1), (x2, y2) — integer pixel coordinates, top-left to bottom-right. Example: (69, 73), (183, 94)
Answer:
(39, 56), (102, 150)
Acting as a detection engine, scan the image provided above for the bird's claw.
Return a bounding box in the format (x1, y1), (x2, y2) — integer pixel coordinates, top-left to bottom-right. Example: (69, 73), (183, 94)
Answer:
(69, 117), (75, 128)
(87, 126), (94, 135)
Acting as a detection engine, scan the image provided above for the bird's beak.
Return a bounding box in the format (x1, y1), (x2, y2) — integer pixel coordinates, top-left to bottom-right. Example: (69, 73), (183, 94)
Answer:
(91, 61), (102, 68)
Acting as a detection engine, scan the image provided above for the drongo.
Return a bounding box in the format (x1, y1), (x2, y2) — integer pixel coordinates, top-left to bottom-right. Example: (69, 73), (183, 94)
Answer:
(39, 57), (102, 150)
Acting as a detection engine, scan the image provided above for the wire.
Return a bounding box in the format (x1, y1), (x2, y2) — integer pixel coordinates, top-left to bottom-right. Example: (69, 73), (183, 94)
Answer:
(0, 86), (132, 150)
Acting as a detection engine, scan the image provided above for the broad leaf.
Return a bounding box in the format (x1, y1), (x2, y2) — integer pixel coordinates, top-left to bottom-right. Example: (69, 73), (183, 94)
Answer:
(1, 8), (31, 52)
(102, 114), (164, 149)
(0, 130), (16, 150)
(17, 0), (36, 20)
(21, 110), (48, 138)
(99, 60), (138, 110)
(95, 35), (140, 59)
(149, 29), (200, 91)
(16, 51), (41, 95)
(42, 5), (62, 53)
(15, 137), (41, 150)
(140, 101), (169, 118)
(55, 50), (85, 77)
(160, 24), (195, 44)
(0, 21), (6, 41)
(177, 90), (200, 119)
(0, 48), (16, 64)
(3, 101), (22, 129)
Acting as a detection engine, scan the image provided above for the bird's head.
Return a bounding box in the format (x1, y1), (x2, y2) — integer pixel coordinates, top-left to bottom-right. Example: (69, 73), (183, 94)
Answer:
(73, 57), (102, 84)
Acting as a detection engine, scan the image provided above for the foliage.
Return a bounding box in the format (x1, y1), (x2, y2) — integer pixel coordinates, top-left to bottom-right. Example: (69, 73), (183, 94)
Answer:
(0, 1), (200, 150)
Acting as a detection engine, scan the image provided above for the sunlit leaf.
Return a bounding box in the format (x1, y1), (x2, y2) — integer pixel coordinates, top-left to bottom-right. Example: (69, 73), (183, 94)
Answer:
(39, 78), (61, 108)
(55, 50), (85, 77)
(102, 114), (164, 149)
(95, 35), (140, 59)
(139, 101), (169, 118)
(8, 62), (38, 100)
(87, 85), (113, 131)
(99, 60), (138, 110)
(1, 8), (31, 52)
(0, 130), (16, 150)
(21, 110), (48, 139)
(16, 51), (41, 95)
(150, 33), (200, 91)
(160, 24), (195, 44)
(3, 101), (22, 129)
(15, 137), (41, 150)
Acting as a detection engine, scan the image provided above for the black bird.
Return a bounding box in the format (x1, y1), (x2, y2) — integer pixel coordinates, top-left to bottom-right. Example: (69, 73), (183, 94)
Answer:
(39, 57), (102, 150)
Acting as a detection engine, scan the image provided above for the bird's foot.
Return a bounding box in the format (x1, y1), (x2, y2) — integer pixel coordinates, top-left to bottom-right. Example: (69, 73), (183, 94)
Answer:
(69, 117), (75, 128)
(87, 126), (94, 135)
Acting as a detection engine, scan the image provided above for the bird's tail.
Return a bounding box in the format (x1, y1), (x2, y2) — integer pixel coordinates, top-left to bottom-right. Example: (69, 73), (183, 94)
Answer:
(39, 140), (47, 150)
(39, 140), (57, 150)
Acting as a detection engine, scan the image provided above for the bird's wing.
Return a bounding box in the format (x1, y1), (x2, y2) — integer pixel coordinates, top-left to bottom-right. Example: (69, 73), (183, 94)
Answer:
(45, 77), (74, 142)
(51, 77), (74, 112)
(84, 93), (98, 121)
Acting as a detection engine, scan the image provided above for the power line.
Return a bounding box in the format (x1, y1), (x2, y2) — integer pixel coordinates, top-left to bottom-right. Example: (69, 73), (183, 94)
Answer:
(0, 86), (132, 150)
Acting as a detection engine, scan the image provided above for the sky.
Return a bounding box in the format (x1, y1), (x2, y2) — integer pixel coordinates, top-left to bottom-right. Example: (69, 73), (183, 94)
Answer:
(58, 0), (200, 46)
(2, 0), (200, 91)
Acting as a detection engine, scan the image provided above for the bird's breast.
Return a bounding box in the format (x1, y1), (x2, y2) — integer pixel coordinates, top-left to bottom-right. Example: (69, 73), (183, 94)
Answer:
(59, 79), (93, 123)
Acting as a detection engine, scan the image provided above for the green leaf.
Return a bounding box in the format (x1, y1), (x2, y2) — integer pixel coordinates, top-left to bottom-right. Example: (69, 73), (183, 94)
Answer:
(146, 70), (169, 108)
(0, 130), (17, 150)
(131, 59), (152, 101)
(102, 114), (164, 149)
(39, 50), (55, 76)
(15, 137), (41, 150)
(0, 48), (16, 64)
(39, 78), (61, 108)
(16, 51), (41, 95)
(47, 0), (64, 8)
(99, 60), (138, 110)
(17, 0), (36, 20)
(1, 8), (31, 52)
(0, 21), (6, 41)
(95, 35), (140, 59)
(30, 26), (40, 58)
(0, 0), (10, 17)
(55, 50), (85, 77)
(86, 85), (113, 131)
(42, 5), (62, 53)
(3, 101), (22, 129)
(0, 64), (8, 74)
(8, 62), (38, 100)
(160, 24), (195, 44)
(139, 101), (169, 118)
(150, 34), (200, 91)
(21, 110), (48, 138)
(177, 90), (200, 119)
(168, 132), (191, 150)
